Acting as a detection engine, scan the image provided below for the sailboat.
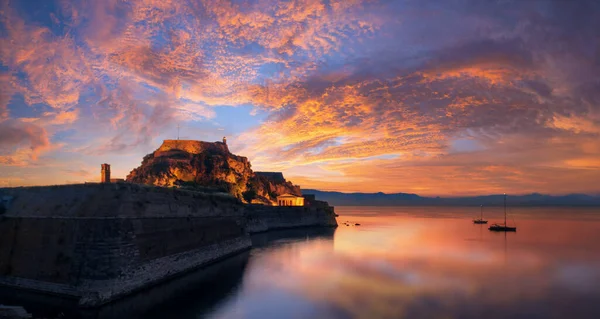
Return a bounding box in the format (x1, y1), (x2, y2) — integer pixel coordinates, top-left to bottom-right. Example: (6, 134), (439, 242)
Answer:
(489, 193), (517, 232)
(473, 205), (488, 224)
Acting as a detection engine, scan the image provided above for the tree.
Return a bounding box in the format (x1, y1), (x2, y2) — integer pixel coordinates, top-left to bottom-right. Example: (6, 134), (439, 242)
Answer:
(242, 189), (257, 203)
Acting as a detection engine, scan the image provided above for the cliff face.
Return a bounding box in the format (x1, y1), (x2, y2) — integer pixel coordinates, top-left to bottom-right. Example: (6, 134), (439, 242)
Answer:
(254, 173), (301, 202)
(126, 140), (300, 204)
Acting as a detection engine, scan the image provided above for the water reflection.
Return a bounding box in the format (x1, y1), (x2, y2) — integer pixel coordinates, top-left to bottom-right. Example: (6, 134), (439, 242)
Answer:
(207, 207), (600, 319)
(3, 207), (600, 319)
(251, 227), (336, 248)
(134, 251), (249, 319)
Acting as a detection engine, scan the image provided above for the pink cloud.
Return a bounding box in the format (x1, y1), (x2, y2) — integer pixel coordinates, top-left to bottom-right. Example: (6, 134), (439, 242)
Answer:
(0, 120), (52, 164)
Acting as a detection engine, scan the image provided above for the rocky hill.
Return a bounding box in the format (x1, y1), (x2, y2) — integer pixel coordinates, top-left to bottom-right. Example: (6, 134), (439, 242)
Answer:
(126, 140), (301, 204)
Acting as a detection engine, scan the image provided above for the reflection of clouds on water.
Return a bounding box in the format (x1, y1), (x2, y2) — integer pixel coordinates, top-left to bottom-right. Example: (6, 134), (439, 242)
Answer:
(207, 209), (600, 319)
(209, 288), (323, 319)
(555, 264), (600, 293)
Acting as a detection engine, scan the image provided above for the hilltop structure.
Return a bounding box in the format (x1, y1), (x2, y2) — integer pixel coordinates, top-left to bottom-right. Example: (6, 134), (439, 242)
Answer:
(255, 172), (286, 183)
(126, 139), (302, 205)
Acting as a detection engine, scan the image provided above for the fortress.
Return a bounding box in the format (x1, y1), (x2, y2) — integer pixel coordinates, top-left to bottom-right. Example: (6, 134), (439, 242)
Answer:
(126, 139), (303, 205)
(155, 139), (230, 156)
(255, 172), (286, 183)
(0, 139), (337, 308)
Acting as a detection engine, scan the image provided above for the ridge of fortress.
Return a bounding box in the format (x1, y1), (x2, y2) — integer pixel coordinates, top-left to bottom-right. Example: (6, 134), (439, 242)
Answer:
(157, 138), (230, 155)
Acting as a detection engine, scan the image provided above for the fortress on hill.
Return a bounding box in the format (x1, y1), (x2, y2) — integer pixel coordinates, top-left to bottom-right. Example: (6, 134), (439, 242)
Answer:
(123, 139), (313, 207)
(0, 138), (337, 308)
(156, 138), (230, 154)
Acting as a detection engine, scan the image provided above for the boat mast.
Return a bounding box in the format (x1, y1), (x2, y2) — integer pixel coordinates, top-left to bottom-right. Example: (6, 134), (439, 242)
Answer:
(504, 193), (507, 226)
(480, 205), (483, 220)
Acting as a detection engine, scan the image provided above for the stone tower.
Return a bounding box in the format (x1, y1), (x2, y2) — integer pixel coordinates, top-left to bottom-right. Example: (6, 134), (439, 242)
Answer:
(222, 136), (227, 145)
(101, 164), (111, 183)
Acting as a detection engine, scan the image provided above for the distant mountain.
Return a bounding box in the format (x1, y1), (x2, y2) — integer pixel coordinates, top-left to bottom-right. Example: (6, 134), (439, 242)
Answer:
(302, 189), (600, 206)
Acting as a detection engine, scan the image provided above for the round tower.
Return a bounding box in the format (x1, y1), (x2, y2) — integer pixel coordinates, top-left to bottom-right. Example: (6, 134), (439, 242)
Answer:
(222, 136), (227, 145)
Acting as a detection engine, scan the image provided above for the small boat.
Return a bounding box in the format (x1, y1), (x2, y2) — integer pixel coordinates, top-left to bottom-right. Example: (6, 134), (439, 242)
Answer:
(473, 205), (488, 224)
(489, 224), (516, 232)
(489, 193), (517, 232)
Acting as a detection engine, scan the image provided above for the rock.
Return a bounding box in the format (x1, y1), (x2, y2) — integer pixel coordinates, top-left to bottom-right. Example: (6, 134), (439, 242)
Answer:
(254, 172), (301, 201)
(126, 140), (301, 204)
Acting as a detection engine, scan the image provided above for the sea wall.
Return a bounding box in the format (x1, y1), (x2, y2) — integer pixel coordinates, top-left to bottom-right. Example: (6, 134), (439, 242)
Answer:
(245, 205), (338, 233)
(0, 184), (337, 307)
(0, 215), (250, 307)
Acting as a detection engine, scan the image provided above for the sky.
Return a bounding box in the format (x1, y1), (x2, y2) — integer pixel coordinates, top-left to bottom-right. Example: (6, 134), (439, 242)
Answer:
(1, 0), (599, 196)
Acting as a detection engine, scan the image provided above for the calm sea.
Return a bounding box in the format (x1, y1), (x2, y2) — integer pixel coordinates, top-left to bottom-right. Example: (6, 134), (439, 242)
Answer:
(4, 206), (600, 319)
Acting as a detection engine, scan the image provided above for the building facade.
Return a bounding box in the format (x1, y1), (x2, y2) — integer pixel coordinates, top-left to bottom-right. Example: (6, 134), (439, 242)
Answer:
(277, 194), (305, 206)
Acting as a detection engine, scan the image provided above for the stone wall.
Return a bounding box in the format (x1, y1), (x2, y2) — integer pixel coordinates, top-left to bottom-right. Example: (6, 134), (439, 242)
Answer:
(0, 216), (250, 307)
(0, 184), (243, 218)
(0, 183), (337, 307)
(245, 205), (338, 233)
(156, 140), (230, 155)
(254, 172), (285, 183)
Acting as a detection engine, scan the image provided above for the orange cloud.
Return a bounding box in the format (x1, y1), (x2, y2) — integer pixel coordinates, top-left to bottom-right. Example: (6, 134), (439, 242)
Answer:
(419, 66), (519, 86)
(1, 0), (599, 194)
(549, 114), (600, 134)
(44, 109), (80, 125)
(0, 120), (53, 165)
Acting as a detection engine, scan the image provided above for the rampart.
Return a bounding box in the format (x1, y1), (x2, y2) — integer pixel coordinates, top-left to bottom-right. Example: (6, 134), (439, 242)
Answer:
(156, 140), (230, 156)
(0, 216), (249, 307)
(245, 205), (337, 233)
(0, 184), (337, 307)
(254, 172), (286, 183)
(0, 183), (243, 218)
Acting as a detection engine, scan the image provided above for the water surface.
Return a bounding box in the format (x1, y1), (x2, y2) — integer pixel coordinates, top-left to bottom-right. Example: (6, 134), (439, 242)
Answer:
(202, 206), (600, 319)
(5, 206), (600, 319)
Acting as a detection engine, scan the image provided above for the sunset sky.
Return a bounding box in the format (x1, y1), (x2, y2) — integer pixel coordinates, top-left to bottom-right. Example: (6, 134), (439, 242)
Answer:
(1, 0), (599, 196)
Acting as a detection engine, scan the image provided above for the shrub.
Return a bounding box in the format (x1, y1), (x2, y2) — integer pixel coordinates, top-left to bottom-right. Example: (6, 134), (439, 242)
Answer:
(242, 189), (257, 203)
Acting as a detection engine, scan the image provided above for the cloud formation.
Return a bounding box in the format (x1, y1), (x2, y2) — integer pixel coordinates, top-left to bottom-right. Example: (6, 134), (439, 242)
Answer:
(0, 120), (51, 165)
(1, 0), (599, 194)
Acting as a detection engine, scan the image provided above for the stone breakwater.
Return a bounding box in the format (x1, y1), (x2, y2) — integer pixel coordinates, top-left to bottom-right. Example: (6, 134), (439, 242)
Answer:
(0, 184), (337, 307)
